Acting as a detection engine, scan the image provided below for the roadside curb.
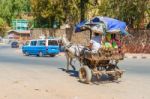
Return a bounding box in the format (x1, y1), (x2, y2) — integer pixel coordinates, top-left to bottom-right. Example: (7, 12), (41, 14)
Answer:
(125, 54), (150, 59)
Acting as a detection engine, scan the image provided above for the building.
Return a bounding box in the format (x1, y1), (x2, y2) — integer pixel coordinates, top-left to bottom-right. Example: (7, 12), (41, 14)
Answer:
(8, 19), (31, 41)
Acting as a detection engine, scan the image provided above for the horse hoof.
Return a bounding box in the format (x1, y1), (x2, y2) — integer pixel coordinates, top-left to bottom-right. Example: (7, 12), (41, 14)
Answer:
(73, 69), (76, 71)
(65, 70), (69, 73)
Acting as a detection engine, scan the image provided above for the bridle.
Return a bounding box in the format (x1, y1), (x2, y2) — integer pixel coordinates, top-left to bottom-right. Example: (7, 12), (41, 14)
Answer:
(65, 42), (73, 49)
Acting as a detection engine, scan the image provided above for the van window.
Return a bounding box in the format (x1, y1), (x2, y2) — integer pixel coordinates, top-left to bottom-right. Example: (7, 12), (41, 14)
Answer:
(48, 40), (58, 46)
(30, 41), (37, 46)
(38, 40), (45, 46)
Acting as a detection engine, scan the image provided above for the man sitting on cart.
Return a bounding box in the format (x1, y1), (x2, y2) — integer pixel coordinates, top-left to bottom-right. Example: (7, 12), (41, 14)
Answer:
(88, 32), (102, 52)
(80, 32), (101, 58)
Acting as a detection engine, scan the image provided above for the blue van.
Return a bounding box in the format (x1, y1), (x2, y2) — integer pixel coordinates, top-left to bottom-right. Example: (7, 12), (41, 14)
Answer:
(22, 39), (60, 57)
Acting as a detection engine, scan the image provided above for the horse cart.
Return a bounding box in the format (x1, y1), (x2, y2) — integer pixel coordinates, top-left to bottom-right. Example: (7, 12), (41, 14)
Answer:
(79, 45), (125, 83)
(75, 16), (129, 83)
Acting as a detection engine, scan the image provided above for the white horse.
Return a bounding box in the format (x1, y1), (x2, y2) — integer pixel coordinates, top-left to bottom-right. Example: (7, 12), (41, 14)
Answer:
(61, 34), (84, 71)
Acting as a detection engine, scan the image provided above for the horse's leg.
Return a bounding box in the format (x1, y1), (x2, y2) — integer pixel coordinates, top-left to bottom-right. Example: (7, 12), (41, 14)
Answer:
(70, 58), (76, 71)
(65, 52), (70, 71)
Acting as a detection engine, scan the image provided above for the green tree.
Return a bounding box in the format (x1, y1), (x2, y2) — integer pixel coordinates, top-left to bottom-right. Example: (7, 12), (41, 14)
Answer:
(98, 0), (149, 28)
(30, 0), (99, 27)
(31, 0), (63, 28)
(61, 0), (80, 25)
(0, 17), (7, 37)
(0, 0), (31, 25)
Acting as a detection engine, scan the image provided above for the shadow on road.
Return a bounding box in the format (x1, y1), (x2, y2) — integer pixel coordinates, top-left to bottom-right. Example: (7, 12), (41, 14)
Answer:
(58, 68), (78, 77)
(58, 68), (122, 85)
(91, 75), (122, 85)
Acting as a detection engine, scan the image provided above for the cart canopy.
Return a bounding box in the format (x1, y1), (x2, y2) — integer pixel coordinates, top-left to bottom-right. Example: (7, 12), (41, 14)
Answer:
(75, 16), (128, 35)
(75, 20), (88, 32)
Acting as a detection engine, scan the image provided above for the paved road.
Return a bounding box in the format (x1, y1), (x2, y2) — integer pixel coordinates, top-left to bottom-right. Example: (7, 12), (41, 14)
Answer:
(1, 45), (150, 75)
(0, 45), (66, 68)
(0, 45), (150, 99)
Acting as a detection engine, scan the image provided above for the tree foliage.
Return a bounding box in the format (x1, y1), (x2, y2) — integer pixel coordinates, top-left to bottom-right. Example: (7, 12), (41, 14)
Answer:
(30, 0), (64, 28)
(30, 0), (99, 27)
(0, 0), (149, 29)
(0, 0), (30, 25)
(0, 0), (30, 36)
(0, 17), (7, 37)
(98, 0), (149, 28)
(30, 0), (81, 27)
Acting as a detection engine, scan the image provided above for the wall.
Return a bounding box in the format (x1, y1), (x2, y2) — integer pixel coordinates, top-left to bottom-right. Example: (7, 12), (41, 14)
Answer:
(31, 28), (150, 53)
(31, 28), (66, 39)
(124, 30), (150, 53)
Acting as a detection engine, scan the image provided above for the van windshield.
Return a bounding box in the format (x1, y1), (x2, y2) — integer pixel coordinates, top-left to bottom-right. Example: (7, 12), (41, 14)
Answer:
(25, 41), (30, 46)
(48, 40), (58, 46)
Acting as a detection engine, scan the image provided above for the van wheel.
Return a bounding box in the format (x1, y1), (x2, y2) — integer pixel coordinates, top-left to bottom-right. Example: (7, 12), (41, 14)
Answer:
(25, 52), (29, 56)
(38, 52), (43, 57)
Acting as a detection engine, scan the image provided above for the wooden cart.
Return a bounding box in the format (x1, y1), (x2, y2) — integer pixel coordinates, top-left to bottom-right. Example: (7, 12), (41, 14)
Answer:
(78, 43), (125, 83)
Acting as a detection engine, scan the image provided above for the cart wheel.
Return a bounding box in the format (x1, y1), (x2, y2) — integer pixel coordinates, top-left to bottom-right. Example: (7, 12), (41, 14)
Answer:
(79, 66), (92, 84)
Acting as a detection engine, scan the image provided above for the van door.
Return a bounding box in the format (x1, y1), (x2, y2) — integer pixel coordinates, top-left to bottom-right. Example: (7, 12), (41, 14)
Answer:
(36, 40), (46, 55)
(47, 39), (60, 54)
(30, 40), (37, 54)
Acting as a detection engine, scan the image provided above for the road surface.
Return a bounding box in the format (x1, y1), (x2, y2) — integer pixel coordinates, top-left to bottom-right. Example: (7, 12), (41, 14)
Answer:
(0, 45), (150, 99)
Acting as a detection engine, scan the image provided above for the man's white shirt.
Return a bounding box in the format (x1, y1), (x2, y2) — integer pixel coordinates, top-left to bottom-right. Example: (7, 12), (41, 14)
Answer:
(90, 36), (101, 51)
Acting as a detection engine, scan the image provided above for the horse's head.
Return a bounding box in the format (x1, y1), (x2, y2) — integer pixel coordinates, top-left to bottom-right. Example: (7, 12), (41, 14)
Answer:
(61, 34), (71, 47)
(61, 34), (85, 57)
